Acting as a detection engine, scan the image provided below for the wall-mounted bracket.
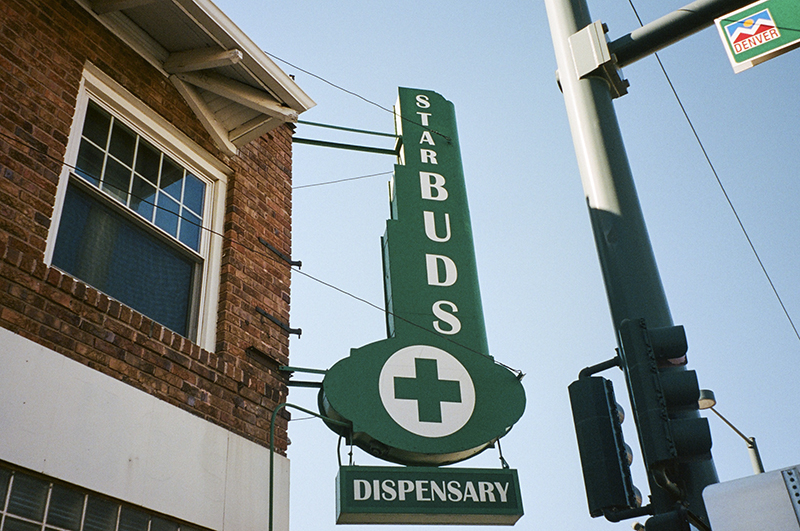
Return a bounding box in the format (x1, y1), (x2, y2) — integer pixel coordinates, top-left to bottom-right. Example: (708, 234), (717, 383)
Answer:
(256, 306), (302, 337)
(279, 365), (325, 388)
(259, 237), (302, 268)
(569, 20), (630, 98)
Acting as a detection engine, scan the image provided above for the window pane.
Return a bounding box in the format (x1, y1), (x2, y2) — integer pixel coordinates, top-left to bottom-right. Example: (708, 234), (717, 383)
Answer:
(178, 209), (201, 251)
(82, 102), (111, 148)
(103, 158), (131, 204)
(135, 138), (160, 183)
(7, 473), (48, 521)
(118, 507), (149, 531)
(3, 517), (42, 531)
(107, 220), (193, 335)
(52, 185), (114, 289)
(53, 184), (195, 336)
(83, 497), (117, 531)
(0, 467), (10, 508)
(150, 517), (178, 531)
(160, 157), (183, 199)
(75, 142), (104, 186)
(108, 120), (136, 167)
(154, 193), (179, 237)
(46, 484), (84, 530)
(131, 176), (156, 221)
(183, 173), (205, 215)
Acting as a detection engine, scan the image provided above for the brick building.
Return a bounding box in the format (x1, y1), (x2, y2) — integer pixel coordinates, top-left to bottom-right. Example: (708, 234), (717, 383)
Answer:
(0, 0), (313, 530)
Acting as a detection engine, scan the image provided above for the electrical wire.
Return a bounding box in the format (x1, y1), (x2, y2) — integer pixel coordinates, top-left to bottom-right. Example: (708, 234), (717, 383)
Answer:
(0, 129), (523, 374)
(626, 0), (800, 343)
(264, 51), (395, 117)
(266, 51), (452, 143)
(293, 171), (392, 190)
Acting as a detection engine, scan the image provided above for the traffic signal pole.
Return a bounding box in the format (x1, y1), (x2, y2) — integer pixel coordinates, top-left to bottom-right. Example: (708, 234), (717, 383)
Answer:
(544, 0), (672, 333)
(544, 0), (756, 529)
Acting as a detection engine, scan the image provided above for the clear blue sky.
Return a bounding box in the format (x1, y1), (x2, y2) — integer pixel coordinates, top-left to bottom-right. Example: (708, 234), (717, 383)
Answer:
(216, 1), (799, 529)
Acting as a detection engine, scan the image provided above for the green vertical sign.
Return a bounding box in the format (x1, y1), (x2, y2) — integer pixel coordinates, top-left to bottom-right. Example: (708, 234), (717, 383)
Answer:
(716, 0), (800, 73)
(382, 90), (488, 352)
(320, 89), (525, 466)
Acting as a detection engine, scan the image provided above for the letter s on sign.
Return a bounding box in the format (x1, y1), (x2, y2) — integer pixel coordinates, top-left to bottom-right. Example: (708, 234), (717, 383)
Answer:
(447, 480), (463, 502)
(433, 301), (461, 335)
(382, 480), (397, 501)
(416, 94), (431, 108)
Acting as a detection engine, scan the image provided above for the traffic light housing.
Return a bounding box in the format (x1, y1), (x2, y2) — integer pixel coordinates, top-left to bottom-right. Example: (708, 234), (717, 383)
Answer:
(644, 508), (691, 531)
(618, 319), (712, 470)
(569, 376), (640, 517)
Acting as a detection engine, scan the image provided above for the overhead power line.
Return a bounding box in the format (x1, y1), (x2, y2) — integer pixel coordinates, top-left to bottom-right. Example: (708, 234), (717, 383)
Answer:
(0, 129), (521, 374)
(626, 0), (800, 343)
(265, 50), (452, 143)
(293, 171), (392, 190)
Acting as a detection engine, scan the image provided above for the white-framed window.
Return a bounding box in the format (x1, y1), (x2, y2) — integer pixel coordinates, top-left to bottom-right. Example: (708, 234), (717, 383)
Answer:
(46, 64), (228, 349)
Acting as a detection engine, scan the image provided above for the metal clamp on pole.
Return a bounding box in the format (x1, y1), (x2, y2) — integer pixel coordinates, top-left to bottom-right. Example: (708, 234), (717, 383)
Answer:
(568, 20), (630, 98)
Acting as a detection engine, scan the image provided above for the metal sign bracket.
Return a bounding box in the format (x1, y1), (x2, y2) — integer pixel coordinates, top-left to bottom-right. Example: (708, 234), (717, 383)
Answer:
(569, 20), (630, 98)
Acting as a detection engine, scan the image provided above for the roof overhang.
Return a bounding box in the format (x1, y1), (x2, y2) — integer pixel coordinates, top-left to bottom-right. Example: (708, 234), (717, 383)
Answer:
(76, 0), (315, 155)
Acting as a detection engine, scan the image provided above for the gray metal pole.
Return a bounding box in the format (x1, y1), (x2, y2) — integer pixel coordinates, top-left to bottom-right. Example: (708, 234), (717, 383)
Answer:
(544, 0), (719, 526)
(544, 0), (671, 335)
(747, 438), (766, 475)
(709, 406), (766, 474)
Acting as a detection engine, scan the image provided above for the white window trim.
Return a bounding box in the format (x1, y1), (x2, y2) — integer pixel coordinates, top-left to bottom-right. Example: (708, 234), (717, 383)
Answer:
(46, 62), (229, 351)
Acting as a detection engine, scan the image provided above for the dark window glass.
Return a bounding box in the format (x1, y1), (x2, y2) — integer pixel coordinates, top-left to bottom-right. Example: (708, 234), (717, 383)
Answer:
(52, 184), (194, 336)
(183, 174), (204, 215)
(75, 142), (104, 186)
(82, 102), (111, 148)
(3, 517), (41, 531)
(150, 517), (178, 531)
(0, 468), (10, 509)
(108, 121), (136, 167)
(103, 158), (131, 204)
(131, 176), (156, 221)
(160, 157), (183, 199)
(118, 507), (149, 531)
(83, 497), (117, 531)
(6, 474), (48, 521)
(135, 139), (160, 183)
(46, 484), (84, 531)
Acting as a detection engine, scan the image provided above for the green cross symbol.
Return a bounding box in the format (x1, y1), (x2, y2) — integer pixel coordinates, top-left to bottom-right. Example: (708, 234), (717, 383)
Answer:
(394, 358), (462, 423)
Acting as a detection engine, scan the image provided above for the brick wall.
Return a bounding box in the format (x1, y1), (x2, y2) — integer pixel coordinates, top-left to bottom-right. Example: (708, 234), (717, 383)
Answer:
(0, 0), (294, 452)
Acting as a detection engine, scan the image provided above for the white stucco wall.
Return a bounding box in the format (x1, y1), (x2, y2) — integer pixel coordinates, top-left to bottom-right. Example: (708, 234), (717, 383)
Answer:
(0, 327), (289, 531)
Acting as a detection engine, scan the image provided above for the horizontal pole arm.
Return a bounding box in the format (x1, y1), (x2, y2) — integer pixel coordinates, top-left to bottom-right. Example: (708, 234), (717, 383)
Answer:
(609, 0), (756, 67)
(293, 137), (399, 156)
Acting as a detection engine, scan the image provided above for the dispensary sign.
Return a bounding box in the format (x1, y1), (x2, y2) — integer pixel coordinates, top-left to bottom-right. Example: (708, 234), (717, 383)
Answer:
(716, 0), (800, 73)
(320, 89), (525, 466)
(336, 466), (523, 525)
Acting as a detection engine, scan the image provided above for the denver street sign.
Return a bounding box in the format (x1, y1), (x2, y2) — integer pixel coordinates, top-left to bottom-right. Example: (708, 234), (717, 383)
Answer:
(716, 0), (800, 73)
(319, 89), (526, 466)
(336, 466), (523, 525)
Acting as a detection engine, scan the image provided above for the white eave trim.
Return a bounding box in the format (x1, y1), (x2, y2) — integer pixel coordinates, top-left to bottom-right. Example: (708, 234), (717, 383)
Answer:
(187, 0), (315, 113)
(74, 0), (315, 153)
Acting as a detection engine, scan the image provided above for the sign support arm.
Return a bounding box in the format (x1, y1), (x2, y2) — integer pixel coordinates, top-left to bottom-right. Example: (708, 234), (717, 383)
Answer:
(608, 0), (757, 67)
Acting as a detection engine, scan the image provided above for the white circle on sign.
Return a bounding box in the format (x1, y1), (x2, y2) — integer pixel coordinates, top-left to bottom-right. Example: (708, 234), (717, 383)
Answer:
(378, 345), (475, 438)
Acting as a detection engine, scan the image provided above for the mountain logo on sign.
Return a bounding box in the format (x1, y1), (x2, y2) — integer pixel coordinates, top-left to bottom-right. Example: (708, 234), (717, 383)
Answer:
(725, 9), (781, 54)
